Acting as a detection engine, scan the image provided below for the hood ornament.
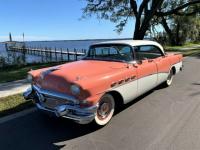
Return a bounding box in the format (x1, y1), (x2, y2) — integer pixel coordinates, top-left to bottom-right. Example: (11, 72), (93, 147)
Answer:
(40, 67), (60, 80)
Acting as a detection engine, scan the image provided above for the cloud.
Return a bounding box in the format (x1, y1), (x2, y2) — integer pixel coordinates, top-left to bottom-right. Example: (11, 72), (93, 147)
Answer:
(0, 35), (53, 42)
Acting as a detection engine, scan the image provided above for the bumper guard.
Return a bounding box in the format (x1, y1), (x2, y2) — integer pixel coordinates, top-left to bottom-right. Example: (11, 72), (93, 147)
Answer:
(23, 85), (98, 124)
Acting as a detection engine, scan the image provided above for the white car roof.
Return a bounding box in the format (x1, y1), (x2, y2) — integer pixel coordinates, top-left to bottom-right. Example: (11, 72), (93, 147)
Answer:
(93, 40), (165, 54)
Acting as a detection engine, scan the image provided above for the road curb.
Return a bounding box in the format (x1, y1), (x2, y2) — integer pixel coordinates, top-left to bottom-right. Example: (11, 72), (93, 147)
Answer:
(0, 107), (36, 124)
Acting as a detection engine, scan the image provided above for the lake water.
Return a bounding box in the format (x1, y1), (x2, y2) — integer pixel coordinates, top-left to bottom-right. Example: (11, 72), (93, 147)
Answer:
(25, 40), (109, 49)
(0, 39), (125, 63)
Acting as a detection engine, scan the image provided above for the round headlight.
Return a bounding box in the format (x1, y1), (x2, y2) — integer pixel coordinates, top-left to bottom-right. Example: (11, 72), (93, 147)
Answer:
(70, 85), (80, 95)
(27, 74), (33, 83)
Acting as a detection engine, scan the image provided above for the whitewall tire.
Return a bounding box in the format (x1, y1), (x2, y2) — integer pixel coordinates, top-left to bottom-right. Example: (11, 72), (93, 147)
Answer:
(164, 69), (174, 87)
(94, 94), (115, 126)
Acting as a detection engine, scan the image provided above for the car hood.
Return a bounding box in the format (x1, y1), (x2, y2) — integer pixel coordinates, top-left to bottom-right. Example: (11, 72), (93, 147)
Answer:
(60, 60), (126, 79)
(30, 60), (128, 97)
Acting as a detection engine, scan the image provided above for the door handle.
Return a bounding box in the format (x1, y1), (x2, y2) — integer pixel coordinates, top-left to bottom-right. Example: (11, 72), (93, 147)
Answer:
(132, 63), (138, 68)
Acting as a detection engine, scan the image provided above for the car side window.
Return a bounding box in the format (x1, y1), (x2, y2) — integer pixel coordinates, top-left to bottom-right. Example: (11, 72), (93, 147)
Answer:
(90, 47), (118, 56)
(135, 45), (163, 60)
(109, 47), (118, 55)
(120, 46), (132, 54)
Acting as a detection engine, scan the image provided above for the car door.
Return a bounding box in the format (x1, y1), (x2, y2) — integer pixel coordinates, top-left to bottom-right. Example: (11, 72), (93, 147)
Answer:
(134, 46), (158, 96)
(148, 46), (171, 85)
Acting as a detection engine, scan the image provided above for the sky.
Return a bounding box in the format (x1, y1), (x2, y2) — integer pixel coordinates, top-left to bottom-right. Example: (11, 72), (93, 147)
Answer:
(0, 0), (135, 41)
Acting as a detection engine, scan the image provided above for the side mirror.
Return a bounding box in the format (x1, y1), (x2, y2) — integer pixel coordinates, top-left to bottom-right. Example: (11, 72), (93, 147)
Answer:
(129, 60), (142, 68)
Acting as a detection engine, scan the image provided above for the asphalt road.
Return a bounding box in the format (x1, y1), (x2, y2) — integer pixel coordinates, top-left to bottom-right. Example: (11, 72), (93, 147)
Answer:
(0, 56), (200, 150)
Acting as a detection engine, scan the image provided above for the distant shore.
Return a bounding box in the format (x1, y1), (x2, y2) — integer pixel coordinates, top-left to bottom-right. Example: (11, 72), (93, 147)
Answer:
(0, 38), (133, 43)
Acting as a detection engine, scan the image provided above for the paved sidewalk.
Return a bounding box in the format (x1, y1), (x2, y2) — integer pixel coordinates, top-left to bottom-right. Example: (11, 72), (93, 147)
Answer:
(0, 79), (30, 98)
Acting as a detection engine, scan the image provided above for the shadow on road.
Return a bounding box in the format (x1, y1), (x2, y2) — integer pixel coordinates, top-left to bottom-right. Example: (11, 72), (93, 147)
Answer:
(0, 102), (33, 118)
(192, 82), (200, 86)
(115, 88), (155, 115)
(189, 83), (200, 97)
(0, 112), (102, 150)
(0, 84), (162, 150)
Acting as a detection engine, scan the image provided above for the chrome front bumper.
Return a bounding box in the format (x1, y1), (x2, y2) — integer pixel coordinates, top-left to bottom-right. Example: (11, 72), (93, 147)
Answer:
(23, 85), (97, 124)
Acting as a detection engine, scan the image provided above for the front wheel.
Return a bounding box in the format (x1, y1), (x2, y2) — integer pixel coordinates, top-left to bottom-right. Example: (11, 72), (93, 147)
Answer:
(94, 94), (115, 126)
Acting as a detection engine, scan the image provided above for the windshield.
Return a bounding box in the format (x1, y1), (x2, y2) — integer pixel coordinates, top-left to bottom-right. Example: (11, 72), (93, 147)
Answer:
(83, 44), (134, 62)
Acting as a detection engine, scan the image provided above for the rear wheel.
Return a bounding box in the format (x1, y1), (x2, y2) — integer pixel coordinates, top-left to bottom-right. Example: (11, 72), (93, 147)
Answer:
(164, 69), (174, 87)
(94, 94), (115, 126)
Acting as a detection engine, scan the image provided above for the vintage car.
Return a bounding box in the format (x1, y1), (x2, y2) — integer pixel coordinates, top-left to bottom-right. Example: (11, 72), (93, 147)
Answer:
(23, 40), (183, 126)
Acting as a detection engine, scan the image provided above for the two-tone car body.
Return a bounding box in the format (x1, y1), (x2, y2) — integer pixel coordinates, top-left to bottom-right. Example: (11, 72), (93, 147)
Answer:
(24, 40), (183, 125)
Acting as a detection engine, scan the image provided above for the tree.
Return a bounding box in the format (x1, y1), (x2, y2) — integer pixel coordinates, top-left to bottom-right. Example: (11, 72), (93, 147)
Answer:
(159, 1), (200, 45)
(189, 17), (200, 42)
(82, 0), (200, 40)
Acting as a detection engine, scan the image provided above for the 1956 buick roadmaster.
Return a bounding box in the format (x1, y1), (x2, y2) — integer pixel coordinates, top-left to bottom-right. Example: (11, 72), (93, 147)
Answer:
(23, 40), (183, 126)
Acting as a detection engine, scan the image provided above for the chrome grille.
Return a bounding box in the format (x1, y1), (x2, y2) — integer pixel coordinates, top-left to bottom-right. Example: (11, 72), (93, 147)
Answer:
(38, 94), (72, 109)
(33, 85), (78, 109)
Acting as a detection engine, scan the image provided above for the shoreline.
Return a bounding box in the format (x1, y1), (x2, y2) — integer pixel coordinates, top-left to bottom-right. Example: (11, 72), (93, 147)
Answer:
(1, 38), (133, 43)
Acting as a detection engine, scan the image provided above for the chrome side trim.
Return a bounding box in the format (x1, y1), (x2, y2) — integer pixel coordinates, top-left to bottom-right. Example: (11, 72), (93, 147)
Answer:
(33, 85), (79, 104)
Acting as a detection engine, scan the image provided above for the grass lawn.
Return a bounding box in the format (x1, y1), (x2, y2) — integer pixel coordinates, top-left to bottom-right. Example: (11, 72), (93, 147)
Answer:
(165, 48), (200, 57)
(164, 43), (200, 57)
(0, 94), (33, 117)
(0, 62), (65, 84)
(165, 42), (200, 49)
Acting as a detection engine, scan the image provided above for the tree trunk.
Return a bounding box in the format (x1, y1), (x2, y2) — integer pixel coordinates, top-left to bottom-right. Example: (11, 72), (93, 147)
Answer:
(133, 12), (151, 40)
(175, 22), (180, 45)
(133, 11), (144, 40)
(133, 0), (164, 40)
(161, 17), (176, 45)
(133, 30), (146, 40)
